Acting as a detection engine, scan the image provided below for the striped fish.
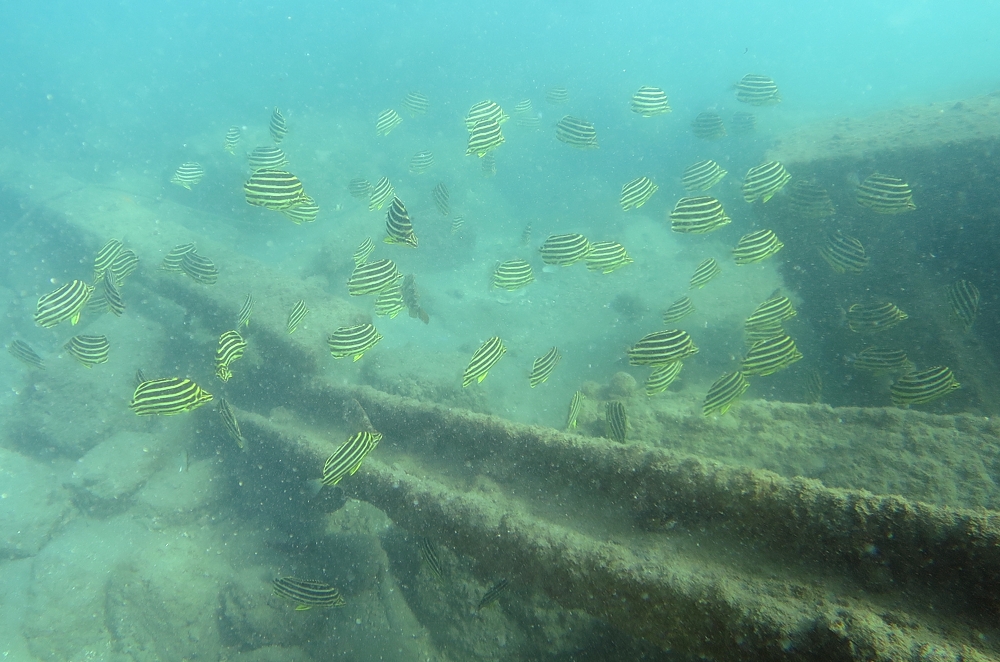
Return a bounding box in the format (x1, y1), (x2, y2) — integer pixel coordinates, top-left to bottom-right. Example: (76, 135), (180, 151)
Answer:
(462, 336), (506, 387)
(731, 111), (756, 134)
(65, 337), (106, 370)
(34, 280), (93, 328)
(327, 324), (383, 361)
(134, 368), (147, 387)
(857, 173), (916, 213)
(466, 119), (505, 157)
(322, 431), (382, 486)
(170, 162), (204, 189)
(102, 270), (125, 317)
(161, 243), (197, 273)
(605, 401), (627, 443)
(742, 162), (791, 203)
(745, 320), (786, 345)
(890, 367), (960, 407)
(681, 160), (727, 192)
(269, 107), (288, 144)
(181, 251), (219, 285)
(735, 74), (781, 105)
(529, 347), (560, 388)
(215, 330), (246, 382)
(691, 112), (725, 140)
(689, 259), (721, 289)
(130, 378), (212, 415)
(584, 241), (633, 274)
(353, 237), (376, 266)
(513, 99), (533, 115)
(272, 577), (346, 610)
(662, 296), (694, 325)
(741, 334), (802, 376)
(491, 259), (534, 291)
(477, 578), (510, 610)
(450, 216), (464, 234)
(347, 258), (401, 296)
(218, 398), (244, 449)
(481, 152), (496, 177)
(368, 176), (394, 211)
(374, 284), (406, 318)
(110, 249), (139, 286)
(539, 233), (592, 266)
(703, 371), (750, 416)
(84, 289), (110, 316)
(248, 145), (289, 171)
(93, 239), (124, 281)
(384, 197), (418, 247)
(555, 115), (598, 149)
(244, 169), (306, 210)
(646, 361), (683, 396)
(348, 177), (372, 199)
(670, 196), (731, 234)
(851, 347), (913, 374)
(846, 302), (908, 334)
(732, 230), (784, 265)
(627, 330), (698, 366)
(620, 177), (658, 210)
(545, 86), (569, 104)
(237, 294), (254, 328)
(520, 224), (532, 246)
(630, 86), (671, 116)
(432, 182), (450, 216)
(789, 180), (835, 219)
(286, 300), (309, 334)
(282, 195), (319, 224)
(819, 231), (868, 274)
(402, 91), (429, 116)
(418, 537), (443, 579)
(224, 126), (241, 154)
(409, 150), (434, 174)
(375, 109), (403, 136)
(8, 340), (44, 369)
(566, 391), (583, 430)
(464, 100), (508, 130)
(805, 369), (823, 404)
(745, 296), (796, 330)
(947, 279), (979, 331)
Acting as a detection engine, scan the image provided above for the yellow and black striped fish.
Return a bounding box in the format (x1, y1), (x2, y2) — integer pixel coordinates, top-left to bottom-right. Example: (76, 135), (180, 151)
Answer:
(605, 401), (627, 443)
(8, 340), (44, 369)
(170, 162), (204, 189)
(84, 289), (109, 316)
(513, 99), (533, 115)
(465, 100), (508, 130)
(481, 152), (496, 177)
(322, 430), (383, 486)
(566, 391), (583, 430)
(630, 86), (671, 116)
(851, 347), (913, 374)
(691, 112), (725, 140)
(237, 293), (254, 328)
(744, 320), (786, 345)
(384, 197), (418, 247)
(857, 173), (916, 213)
(514, 105), (540, 128)
(224, 126), (241, 154)
(627, 329), (698, 366)
(348, 177), (371, 199)
(218, 398), (244, 448)
(466, 119), (505, 157)
(432, 182), (450, 216)
(741, 334), (802, 376)
(805, 369), (823, 404)
(418, 537), (443, 580)
(374, 284), (406, 318)
(353, 237), (376, 266)
(788, 180), (835, 219)
(545, 86), (569, 104)
(742, 162), (791, 203)
(269, 107), (288, 144)
(244, 169), (306, 210)
(215, 330), (246, 382)
(102, 270), (125, 317)
(273, 577), (346, 610)
(161, 243), (197, 273)
(555, 115), (598, 149)
(347, 258), (401, 296)
(645, 361), (683, 396)
(181, 251), (219, 285)
(282, 195), (319, 224)
(745, 296), (796, 330)
(402, 91), (429, 116)
(286, 300), (309, 334)
(491, 259), (534, 291)
(689, 258), (721, 289)
(462, 336), (506, 387)
(890, 366), (960, 407)
(731, 111), (756, 134)
(539, 233), (592, 266)
(703, 371), (750, 416)
(819, 230), (868, 274)
(662, 296), (694, 325)
(846, 302), (908, 334)
(529, 347), (560, 388)
(946, 279), (979, 331)
(681, 160), (727, 192)
(248, 145), (289, 171)
(94, 239), (124, 281)
(477, 578), (511, 610)
(735, 74), (781, 105)
(368, 176), (394, 211)
(35, 280), (93, 328)
(130, 378), (213, 415)
(376, 109), (403, 136)
(620, 177), (658, 210)
(327, 324), (383, 361)
(451, 216), (465, 234)
(110, 248), (139, 286)
(670, 196), (731, 234)
(733, 230), (784, 265)
(584, 241), (633, 274)
(409, 150), (434, 174)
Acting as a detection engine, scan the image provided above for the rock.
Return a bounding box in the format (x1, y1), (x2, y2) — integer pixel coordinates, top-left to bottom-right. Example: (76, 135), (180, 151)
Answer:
(65, 431), (166, 517)
(133, 457), (219, 525)
(0, 447), (72, 558)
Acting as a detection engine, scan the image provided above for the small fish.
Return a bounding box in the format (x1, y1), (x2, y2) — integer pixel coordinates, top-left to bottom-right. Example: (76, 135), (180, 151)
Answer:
(742, 161), (791, 203)
(134, 368), (147, 387)
(545, 86), (569, 104)
(181, 251), (219, 285)
(689, 258), (721, 289)
(402, 91), (429, 116)
(130, 378), (213, 416)
(857, 173), (916, 213)
(645, 361), (683, 396)
(224, 125), (241, 154)
(327, 324), (383, 361)
(477, 578), (510, 610)
(481, 152), (496, 177)
(566, 391), (583, 430)
(890, 366), (960, 407)
(368, 176), (395, 211)
(34, 280), (93, 328)
(465, 100), (508, 130)
(109, 248), (139, 286)
(374, 284), (406, 318)
(744, 296), (796, 330)
(662, 296), (694, 325)
(788, 180), (835, 219)
(703, 371), (751, 416)
(401, 274), (429, 324)
(418, 537), (443, 579)
(620, 177), (658, 210)
(218, 398), (244, 448)
(248, 145), (289, 171)
(353, 237), (376, 266)
(7, 340), (44, 369)
(322, 431), (383, 486)
(450, 216), (465, 234)
(584, 241), (633, 274)
(170, 162), (204, 189)
(102, 270), (125, 317)
(529, 347), (561, 388)
(670, 196), (731, 234)
(282, 195), (320, 224)
(539, 233), (592, 266)
(627, 330), (698, 366)
(347, 258), (402, 296)
(946, 279), (979, 331)
(466, 119), (505, 157)
(272, 577), (346, 610)
(286, 300), (309, 334)
(744, 320), (786, 344)
(555, 115), (598, 149)
(244, 169), (306, 210)
(805, 369), (823, 404)
(730, 111), (756, 134)
(237, 294), (254, 328)
(819, 231), (868, 274)
(269, 107), (288, 144)
(492, 259), (535, 291)
(462, 336), (506, 387)
(161, 243), (197, 273)
(348, 177), (372, 199)
(513, 99), (534, 115)
(630, 86), (671, 116)
(384, 197), (418, 247)
(846, 302), (908, 334)
(732, 229), (784, 265)
(215, 330), (247, 382)
(735, 74), (781, 105)
(519, 224), (532, 246)
(409, 150), (434, 174)
(691, 112), (726, 140)
(375, 109), (403, 136)
(851, 347), (913, 374)
(93, 239), (124, 281)
(432, 182), (450, 216)
(741, 334), (802, 376)
(681, 160), (727, 192)
(605, 401), (628, 443)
